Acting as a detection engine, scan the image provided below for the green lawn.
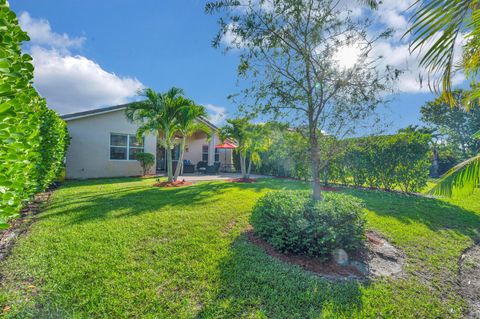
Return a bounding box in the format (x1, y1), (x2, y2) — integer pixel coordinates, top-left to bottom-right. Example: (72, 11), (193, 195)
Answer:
(1, 178), (479, 318)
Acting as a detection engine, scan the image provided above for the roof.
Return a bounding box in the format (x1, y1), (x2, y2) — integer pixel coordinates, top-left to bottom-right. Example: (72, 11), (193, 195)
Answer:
(60, 103), (219, 130)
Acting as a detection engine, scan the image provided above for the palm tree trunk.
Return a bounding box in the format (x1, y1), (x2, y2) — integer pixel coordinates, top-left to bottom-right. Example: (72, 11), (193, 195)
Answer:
(174, 137), (186, 181)
(246, 157), (252, 179)
(165, 128), (173, 182)
(240, 154), (247, 179)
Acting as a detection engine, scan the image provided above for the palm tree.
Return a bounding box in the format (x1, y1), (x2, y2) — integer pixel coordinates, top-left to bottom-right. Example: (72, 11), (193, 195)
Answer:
(220, 118), (270, 180)
(408, 0), (480, 108)
(125, 87), (189, 182)
(408, 1), (480, 196)
(220, 118), (250, 180)
(173, 104), (211, 181)
(429, 130), (480, 196)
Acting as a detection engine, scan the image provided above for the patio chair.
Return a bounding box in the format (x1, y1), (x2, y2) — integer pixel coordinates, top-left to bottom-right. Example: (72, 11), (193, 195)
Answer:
(196, 161), (207, 174)
(206, 162), (221, 175)
(183, 159), (195, 174)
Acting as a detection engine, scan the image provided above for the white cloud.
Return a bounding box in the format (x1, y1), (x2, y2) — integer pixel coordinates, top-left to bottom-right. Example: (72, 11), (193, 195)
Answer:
(19, 12), (85, 50)
(18, 12), (143, 114)
(203, 104), (227, 125)
(31, 47), (143, 114)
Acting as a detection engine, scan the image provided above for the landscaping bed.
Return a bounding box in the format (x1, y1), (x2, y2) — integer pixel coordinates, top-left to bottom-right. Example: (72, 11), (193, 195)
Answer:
(246, 229), (405, 280)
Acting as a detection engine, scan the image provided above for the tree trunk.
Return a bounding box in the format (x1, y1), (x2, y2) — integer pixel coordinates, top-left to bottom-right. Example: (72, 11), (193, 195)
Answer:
(246, 156), (252, 179)
(322, 164), (329, 186)
(431, 146), (439, 178)
(174, 137), (186, 181)
(240, 153), (247, 179)
(165, 128), (173, 182)
(309, 133), (322, 201)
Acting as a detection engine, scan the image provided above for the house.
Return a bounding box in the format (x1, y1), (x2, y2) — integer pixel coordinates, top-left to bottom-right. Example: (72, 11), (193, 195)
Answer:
(61, 104), (234, 179)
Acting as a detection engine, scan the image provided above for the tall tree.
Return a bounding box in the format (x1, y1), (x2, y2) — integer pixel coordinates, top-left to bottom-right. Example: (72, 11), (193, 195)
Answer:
(420, 89), (480, 159)
(126, 88), (191, 182)
(206, 0), (395, 200)
(408, 0), (480, 107)
(173, 105), (211, 181)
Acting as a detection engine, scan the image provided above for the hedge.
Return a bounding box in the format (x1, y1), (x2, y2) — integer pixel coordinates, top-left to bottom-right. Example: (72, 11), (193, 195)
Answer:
(329, 133), (431, 192)
(257, 128), (431, 193)
(0, 2), (69, 229)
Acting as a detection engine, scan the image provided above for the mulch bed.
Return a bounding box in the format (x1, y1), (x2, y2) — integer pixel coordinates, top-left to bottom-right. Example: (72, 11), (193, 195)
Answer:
(246, 229), (405, 280)
(228, 178), (257, 183)
(153, 180), (193, 188)
(246, 229), (365, 279)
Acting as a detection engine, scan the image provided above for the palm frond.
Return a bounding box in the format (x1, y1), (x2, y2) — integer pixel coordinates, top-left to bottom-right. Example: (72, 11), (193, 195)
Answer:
(428, 154), (480, 197)
(407, 0), (473, 104)
(474, 130), (480, 139)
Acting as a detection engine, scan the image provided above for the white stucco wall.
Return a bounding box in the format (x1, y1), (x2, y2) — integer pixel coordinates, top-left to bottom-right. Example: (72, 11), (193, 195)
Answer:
(64, 108), (233, 178)
(65, 109), (157, 179)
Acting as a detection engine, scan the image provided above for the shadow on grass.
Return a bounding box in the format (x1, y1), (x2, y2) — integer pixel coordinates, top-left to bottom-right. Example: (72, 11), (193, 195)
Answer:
(41, 179), (284, 226)
(343, 189), (480, 240)
(195, 234), (366, 318)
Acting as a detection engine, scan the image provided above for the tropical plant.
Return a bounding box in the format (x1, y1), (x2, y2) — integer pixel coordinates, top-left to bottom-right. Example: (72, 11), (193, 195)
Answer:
(219, 118), (269, 180)
(429, 130), (480, 197)
(206, 0), (395, 200)
(126, 87), (193, 182)
(0, 1), (69, 229)
(408, 0), (480, 107)
(173, 104), (211, 181)
(135, 152), (155, 176)
(219, 118), (251, 180)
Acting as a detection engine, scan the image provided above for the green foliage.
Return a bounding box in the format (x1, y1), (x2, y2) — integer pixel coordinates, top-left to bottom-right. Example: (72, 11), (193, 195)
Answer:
(126, 87), (202, 182)
(135, 152), (155, 176)
(407, 0), (480, 107)
(251, 190), (366, 259)
(420, 90), (480, 159)
(258, 127), (431, 193)
(220, 118), (270, 179)
(173, 103), (210, 181)
(0, 1), (69, 229)
(257, 127), (311, 180)
(429, 131), (480, 197)
(330, 133), (431, 192)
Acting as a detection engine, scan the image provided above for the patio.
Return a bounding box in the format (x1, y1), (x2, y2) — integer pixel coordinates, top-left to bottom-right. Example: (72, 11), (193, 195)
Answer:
(155, 172), (269, 182)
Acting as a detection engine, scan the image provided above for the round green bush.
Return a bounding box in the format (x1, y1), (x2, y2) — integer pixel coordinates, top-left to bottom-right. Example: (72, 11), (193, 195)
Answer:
(250, 190), (366, 259)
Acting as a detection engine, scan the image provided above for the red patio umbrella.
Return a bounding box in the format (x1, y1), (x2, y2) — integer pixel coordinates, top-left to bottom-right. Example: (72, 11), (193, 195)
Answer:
(215, 142), (237, 149)
(215, 142), (237, 171)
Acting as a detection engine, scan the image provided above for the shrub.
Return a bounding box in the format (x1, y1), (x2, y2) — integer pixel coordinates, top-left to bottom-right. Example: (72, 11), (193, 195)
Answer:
(135, 152), (155, 176)
(0, 2), (69, 229)
(250, 191), (366, 260)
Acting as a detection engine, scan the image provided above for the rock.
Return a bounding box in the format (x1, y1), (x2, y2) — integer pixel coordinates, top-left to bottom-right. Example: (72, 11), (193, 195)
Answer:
(350, 260), (368, 274)
(332, 248), (349, 266)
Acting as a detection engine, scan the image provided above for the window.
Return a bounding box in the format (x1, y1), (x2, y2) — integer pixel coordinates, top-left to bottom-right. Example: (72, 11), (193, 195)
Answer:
(202, 145), (220, 162)
(110, 133), (144, 160)
(202, 145), (208, 162)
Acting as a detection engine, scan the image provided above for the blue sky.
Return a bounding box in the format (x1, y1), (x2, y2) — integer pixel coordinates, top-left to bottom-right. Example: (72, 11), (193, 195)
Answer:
(10, 0), (448, 131)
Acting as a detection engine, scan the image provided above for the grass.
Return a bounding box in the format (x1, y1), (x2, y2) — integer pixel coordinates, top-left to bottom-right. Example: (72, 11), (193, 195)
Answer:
(0, 178), (479, 318)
